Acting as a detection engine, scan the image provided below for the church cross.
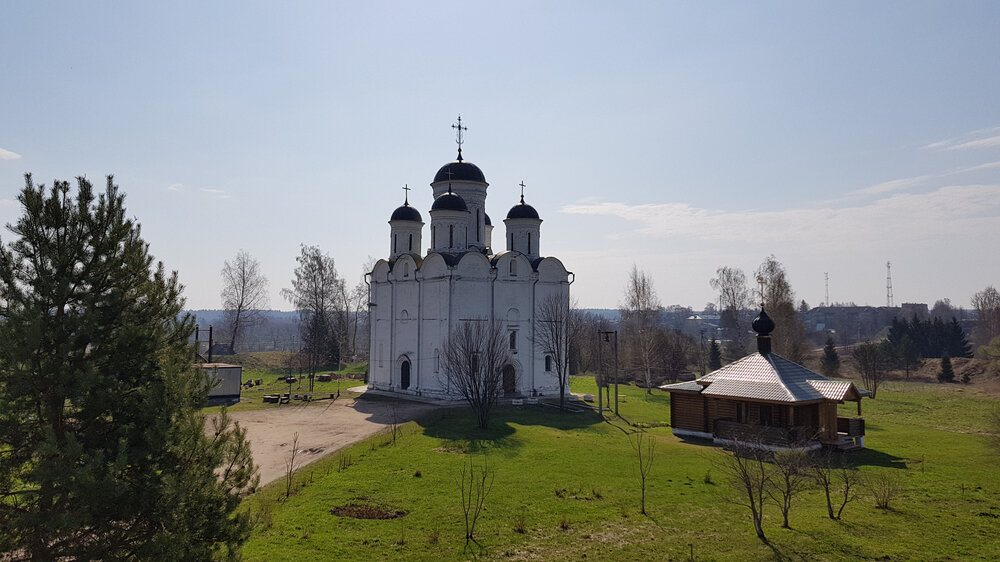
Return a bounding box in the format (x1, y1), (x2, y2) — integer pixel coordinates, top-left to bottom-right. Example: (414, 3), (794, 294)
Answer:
(402, 184), (410, 204)
(757, 276), (766, 307)
(518, 180), (526, 203)
(452, 115), (467, 160)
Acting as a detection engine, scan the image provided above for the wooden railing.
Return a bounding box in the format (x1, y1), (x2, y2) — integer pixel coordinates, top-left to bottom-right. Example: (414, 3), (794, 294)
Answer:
(837, 417), (865, 436)
(714, 420), (815, 446)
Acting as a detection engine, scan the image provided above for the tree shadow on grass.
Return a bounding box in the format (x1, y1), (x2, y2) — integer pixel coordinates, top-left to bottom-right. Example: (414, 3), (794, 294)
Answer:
(848, 447), (908, 469)
(420, 404), (605, 455)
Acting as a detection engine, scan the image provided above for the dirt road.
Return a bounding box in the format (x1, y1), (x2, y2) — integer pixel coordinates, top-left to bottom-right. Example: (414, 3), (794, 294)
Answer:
(222, 394), (441, 486)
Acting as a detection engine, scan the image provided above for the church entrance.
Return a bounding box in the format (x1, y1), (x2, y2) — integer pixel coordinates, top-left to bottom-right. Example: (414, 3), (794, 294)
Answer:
(502, 365), (516, 394)
(400, 360), (411, 390)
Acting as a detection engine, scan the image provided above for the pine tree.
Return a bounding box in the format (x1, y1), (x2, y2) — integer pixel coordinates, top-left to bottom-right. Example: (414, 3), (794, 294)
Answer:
(938, 354), (955, 383)
(708, 337), (723, 370)
(0, 175), (258, 560)
(820, 336), (840, 377)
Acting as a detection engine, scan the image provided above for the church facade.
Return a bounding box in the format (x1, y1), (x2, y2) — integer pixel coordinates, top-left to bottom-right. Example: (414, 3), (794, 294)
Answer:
(367, 126), (571, 400)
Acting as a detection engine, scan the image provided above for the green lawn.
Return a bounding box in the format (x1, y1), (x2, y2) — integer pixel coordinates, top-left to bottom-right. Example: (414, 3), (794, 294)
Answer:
(238, 377), (1000, 560)
(203, 369), (367, 413)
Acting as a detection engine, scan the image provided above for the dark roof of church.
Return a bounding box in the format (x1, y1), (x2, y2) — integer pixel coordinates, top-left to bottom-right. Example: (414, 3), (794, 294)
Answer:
(506, 197), (540, 220)
(484, 213), (492, 226)
(390, 203), (422, 222)
(434, 160), (487, 184)
(431, 192), (469, 212)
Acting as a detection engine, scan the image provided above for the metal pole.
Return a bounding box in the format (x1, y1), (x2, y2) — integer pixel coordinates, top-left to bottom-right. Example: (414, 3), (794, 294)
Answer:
(596, 330), (603, 416)
(613, 331), (619, 416)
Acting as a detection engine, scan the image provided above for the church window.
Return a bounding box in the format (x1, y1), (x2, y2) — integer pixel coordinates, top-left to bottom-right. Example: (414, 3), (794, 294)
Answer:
(510, 260), (517, 276)
(509, 331), (517, 350)
(528, 233), (532, 254)
(509, 233), (513, 250)
(476, 209), (480, 242)
(432, 226), (436, 247)
(449, 225), (454, 247)
(393, 234), (397, 254)
(545, 355), (552, 371)
(403, 262), (410, 277)
(435, 349), (440, 373)
(408, 233), (413, 251)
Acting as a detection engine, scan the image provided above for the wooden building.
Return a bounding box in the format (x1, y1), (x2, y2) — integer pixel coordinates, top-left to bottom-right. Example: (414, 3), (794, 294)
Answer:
(661, 308), (867, 450)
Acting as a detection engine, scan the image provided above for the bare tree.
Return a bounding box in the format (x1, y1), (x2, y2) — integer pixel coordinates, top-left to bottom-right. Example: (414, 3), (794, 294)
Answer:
(657, 329), (695, 383)
(864, 472), (902, 510)
(812, 452), (860, 520)
(629, 431), (656, 515)
(755, 255), (808, 362)
(710, 266), (753, 360)
(282, 245), (345, 393)
(766, 448), (810, 528)
(972, 285), (1000, 347)
(853, 341), (891, 398)
(439, 320), (513, 429)
(220, 250), (269, 354)
(535, 294), (574, 410)
(459, 454), (494, 545)
(284, 433), (299, 498)
(620, 265), (662, 394)
(717, 440), (770, 541)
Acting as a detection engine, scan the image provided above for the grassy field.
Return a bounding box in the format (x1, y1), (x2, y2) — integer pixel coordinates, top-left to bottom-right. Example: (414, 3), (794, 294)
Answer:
(238, 377), (1000, 560)
(203, 359), (369, 413)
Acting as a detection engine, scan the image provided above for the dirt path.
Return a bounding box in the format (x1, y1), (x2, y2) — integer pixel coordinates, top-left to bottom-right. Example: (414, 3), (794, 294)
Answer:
(222, 395), (441, 487)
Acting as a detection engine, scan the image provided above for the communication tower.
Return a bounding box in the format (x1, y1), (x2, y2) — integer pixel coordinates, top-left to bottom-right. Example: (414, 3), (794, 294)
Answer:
(886, 261), (894, 308)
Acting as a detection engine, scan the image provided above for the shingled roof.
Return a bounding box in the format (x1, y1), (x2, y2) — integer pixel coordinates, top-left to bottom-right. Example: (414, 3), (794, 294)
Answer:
(661, 352), (861, 404)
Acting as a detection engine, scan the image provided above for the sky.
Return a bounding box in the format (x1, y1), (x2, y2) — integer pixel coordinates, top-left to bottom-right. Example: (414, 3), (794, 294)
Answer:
(2, 2), (999, 311)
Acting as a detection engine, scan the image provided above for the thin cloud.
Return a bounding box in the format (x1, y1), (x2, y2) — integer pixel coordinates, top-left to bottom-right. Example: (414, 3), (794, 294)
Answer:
(0, 148), (22, 160)
(561, 184), (1000, 248)
(199, 187), (232, 200)
(923, 127), (1000, 151)
(849, 175), (930, 197)
(955, 160), (1000, 173)
(166, 183), (184, 192)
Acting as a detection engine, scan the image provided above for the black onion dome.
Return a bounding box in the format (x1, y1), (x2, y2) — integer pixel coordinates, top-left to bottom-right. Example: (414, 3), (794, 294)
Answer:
(433, 160), (486, 184)
(752, 307), (775, 336)
(431, 192), (469, 212)
(484, 213), (492, 226)
(506, 197), (540, 220)
(390, 203), (422, 222)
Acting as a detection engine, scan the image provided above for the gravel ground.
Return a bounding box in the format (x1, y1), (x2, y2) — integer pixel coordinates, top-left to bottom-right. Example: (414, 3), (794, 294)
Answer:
(220, 393), (441, 486)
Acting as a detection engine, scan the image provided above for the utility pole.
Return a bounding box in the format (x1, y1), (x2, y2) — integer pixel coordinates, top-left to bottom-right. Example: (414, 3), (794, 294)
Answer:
(599, 330), (619, 416)
(886, 261), (894, 308)
(824, 272), (830, 307)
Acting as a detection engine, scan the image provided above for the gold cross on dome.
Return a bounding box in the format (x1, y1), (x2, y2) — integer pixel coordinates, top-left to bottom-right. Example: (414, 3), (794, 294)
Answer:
(452, 115), (467, 148)
(757, 276), (766, 307)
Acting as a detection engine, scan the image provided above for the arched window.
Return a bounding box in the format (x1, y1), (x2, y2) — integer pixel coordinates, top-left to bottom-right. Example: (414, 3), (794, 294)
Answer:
(509, 233), (513, 250)
(432, 226), (436, 247)
(509, 331), (517, 350)
(403, 262), (410, 277)
(476, 209), (480, 242)
(393, 234), (397, 253)
(510, 260), (517, 276)
(545, 355), (552, 371)
(527, 233), (532, 254)
(449, 225), (454, 247)
(408, 233), (413, 251)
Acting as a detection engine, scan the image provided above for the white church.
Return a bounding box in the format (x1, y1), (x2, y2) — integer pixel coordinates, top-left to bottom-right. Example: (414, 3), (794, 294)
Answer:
(367, 120), (572, 400)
